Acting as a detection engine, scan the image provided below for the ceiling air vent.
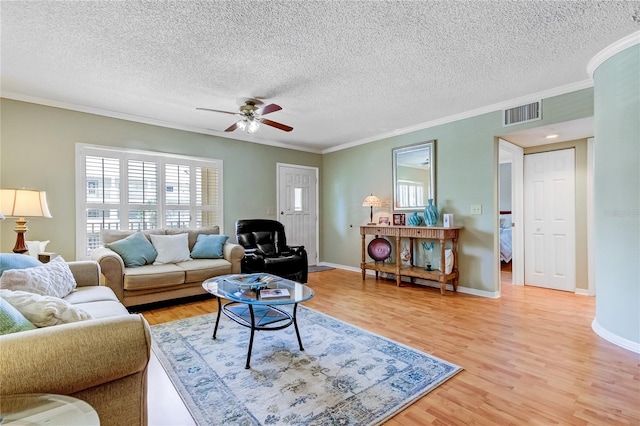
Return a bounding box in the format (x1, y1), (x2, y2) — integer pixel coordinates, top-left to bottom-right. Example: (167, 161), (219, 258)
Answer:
(503, 101), (541, 126)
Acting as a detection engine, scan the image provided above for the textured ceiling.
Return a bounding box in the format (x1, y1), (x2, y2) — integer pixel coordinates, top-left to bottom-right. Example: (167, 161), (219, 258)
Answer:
(1, 1), (639, 153)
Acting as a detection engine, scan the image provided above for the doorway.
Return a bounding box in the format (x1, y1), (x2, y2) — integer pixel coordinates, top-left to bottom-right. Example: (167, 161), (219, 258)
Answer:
(276, 163), (319, 266)
(499, 139), (524, 286)
(524, 149), (576, 291)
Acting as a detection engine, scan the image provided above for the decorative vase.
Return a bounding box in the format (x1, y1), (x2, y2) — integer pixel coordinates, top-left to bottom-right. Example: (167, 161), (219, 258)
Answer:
(421, 242), (434, 271)
(407, 212), (423, 226)
(423, 199), (439, 226)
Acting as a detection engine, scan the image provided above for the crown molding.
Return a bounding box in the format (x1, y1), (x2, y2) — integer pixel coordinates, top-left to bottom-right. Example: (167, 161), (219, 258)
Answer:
(0, 92), (323, 154)
(587, 30), (640, 77)
(323, 79), (593, 154)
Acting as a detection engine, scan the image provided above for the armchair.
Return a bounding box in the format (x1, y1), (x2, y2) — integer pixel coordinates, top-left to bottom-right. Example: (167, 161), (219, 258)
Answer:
(235, 219), (308, 283)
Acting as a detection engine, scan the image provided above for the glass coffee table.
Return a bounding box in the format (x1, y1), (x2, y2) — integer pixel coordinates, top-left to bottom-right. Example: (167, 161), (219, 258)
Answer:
(202, 273), (314, 369)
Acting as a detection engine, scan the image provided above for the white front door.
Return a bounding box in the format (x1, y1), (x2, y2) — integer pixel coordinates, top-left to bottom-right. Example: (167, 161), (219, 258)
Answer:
(524, 149), (576, 291)
(277, 164), (318, 266)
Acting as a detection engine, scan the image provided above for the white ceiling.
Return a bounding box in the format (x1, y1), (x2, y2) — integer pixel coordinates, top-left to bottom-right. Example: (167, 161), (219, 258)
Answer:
(1, 1), (638, 153)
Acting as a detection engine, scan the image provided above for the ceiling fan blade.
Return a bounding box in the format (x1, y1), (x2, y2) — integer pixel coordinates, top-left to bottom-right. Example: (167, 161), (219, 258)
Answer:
(261, 119), (293, 132)
(196, 107), (237, 115)
(258, 104), (282, 115)
(224, 122), (239, 132)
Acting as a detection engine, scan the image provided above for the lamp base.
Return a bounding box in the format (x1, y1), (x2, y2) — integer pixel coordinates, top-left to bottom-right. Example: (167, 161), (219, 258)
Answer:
(367, 222), (377, 225)
(12, 218), (29, 254)
(12, 231), (28, 254)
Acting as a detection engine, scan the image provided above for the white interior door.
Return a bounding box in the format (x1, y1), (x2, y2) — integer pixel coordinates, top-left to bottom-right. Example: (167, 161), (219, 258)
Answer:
(277, 164), (318, 266)
(524, 149), (576, 291)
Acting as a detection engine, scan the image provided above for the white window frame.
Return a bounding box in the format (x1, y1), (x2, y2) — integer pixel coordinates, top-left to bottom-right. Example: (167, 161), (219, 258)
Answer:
(75, 143), (223, 260)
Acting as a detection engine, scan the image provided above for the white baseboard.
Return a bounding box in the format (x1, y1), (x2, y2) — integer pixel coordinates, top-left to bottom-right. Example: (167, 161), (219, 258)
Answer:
(592, 319), (640, 354)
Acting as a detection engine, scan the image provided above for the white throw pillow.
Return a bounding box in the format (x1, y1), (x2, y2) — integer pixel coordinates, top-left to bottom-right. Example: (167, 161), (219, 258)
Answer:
(26, 240), (49, 259)
(0, 289), (92, 327)
(0, 256), (77, 298)
(150, 233), (192, 265)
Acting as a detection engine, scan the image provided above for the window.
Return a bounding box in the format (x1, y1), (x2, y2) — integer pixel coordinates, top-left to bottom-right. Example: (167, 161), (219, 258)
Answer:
(76, 144), (223, 259)
(396, 180), (424, 208)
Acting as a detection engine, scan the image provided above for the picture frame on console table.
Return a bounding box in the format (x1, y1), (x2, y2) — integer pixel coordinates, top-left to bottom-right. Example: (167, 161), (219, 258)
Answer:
(392, 213), (405, 226)
(378, 216), (390, 225)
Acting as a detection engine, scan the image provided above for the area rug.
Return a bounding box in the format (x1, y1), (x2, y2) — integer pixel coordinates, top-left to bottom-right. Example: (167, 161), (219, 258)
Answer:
(151, 305), (462, 425)
(308, 265), (335, 273)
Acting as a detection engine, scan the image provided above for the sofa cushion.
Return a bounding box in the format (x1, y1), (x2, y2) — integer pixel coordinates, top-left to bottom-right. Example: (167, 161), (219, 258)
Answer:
(150, 233), (192, 265)
(100, 228), (166, 245)
(0, 297), (36, 334)
(64, 286), (120, 304)
(73, 300), (130, 319)
(166, 227), (220, 251)
(177, 259), (233, 283)
(0, 253), (42, 277)
(190, 234), (229, 259)
(0, 289), (92, 327)
(107, 231), (158, 267)
(0, 256), (77, 298)
(123, 264), (186, 290)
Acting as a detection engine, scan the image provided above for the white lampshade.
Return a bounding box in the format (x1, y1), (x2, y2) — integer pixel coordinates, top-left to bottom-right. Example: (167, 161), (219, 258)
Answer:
(362, 194), (382, 207)
(1, 188), (52, 218)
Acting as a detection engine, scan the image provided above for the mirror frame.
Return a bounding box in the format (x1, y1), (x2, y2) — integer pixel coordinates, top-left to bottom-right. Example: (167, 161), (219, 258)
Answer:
(392, 140), (436, 211)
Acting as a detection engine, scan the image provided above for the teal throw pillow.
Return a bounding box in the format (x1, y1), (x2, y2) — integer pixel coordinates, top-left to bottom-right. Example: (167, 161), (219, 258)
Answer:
(190, 234), (229, 259)
(0, 253), (42, 277)
(106, 231), (158, 267)
(0, 297), (37, 335)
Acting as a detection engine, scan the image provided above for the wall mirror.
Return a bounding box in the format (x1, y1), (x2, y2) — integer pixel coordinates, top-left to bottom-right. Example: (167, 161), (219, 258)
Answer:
(392, 140), (436, 211)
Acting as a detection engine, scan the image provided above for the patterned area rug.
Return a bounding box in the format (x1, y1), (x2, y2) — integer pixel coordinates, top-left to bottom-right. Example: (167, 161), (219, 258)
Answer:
(151, 306), (462, 425)
(308, 265), (335, 273)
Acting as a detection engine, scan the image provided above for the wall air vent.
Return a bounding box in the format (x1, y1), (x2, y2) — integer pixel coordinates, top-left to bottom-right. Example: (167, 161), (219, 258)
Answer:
(503, 101), (541, 126)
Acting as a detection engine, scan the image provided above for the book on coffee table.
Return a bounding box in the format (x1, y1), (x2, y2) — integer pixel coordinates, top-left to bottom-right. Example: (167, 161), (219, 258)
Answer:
(259, 288), (290, 299)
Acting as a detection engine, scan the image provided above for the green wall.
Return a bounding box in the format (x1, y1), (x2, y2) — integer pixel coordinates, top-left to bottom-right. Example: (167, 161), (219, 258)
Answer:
(321, 89), (595, 294)
(0, 99), (321, 260)
(593, 43), (639, 347)
(1, 88), (596, 296)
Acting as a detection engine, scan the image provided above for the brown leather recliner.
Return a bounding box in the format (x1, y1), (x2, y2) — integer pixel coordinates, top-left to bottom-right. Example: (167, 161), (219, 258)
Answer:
(235, 219), (308, 283)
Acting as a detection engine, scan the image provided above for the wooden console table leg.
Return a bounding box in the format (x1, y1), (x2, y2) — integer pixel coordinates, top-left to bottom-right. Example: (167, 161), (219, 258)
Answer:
(439, 237), (446, 295)
(395, 236), (402, 286)
(452, 235), (459, 292)
(361, 234), (366, 280)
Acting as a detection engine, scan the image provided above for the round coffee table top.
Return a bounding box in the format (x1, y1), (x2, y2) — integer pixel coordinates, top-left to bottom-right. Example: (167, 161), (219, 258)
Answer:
(203, 273), (314, 306)
(0, 393), (99, 425)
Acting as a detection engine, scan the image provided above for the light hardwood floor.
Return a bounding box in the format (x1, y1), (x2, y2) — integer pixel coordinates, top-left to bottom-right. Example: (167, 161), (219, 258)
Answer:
(141, 269), (640, 425)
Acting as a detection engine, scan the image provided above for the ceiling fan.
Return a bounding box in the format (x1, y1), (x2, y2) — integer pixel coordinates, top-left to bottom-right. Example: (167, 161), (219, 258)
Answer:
(197, 100), (293, 134)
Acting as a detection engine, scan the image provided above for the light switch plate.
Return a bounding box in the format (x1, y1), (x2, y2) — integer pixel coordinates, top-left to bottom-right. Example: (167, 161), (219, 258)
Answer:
(471, 204), (482, 215)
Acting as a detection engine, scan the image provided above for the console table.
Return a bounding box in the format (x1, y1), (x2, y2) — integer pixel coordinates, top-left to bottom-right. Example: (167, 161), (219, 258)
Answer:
(360, 225), (462, 294)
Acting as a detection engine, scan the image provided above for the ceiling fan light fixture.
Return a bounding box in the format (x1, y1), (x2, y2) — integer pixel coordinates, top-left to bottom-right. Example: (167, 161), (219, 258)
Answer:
(236, 120), (247, 131)
(247, 120), (260, 133)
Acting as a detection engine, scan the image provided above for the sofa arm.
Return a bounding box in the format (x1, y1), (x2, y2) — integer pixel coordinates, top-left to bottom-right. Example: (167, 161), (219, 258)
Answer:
(223, 242), (245, 274)
(67, 260), (102, 287)
(0, 314), (151, 396)
(91, 246), (125, 301)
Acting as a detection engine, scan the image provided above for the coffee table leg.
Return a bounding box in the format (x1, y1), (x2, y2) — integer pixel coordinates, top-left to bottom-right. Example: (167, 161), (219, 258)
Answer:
(212, 297), (222, 339)
(245, 304), (256, 369)
(293, 303), (304, 351)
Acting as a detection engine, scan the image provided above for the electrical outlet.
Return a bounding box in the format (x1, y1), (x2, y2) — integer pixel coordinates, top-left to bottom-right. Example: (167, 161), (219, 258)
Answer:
(471, 204), (482, 215)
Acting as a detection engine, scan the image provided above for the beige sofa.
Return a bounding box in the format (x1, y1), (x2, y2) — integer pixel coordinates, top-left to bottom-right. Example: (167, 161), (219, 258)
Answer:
(91, 227), (244, 307)
(0, 261), (151, 426)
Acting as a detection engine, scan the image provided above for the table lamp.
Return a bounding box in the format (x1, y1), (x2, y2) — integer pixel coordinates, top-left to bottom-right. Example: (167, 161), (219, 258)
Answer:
(362, 193), (382, 225)
(0, 188), (52, 254)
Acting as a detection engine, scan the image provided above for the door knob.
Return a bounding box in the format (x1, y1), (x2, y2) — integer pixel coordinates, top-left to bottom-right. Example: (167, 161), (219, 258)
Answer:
(280, 211), (284, 215)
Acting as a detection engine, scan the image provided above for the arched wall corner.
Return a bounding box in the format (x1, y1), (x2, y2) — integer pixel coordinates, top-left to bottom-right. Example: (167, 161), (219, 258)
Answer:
(591, 34), (640, 353)
(592, 319), (640, 354)
(587, 30), (640, 77)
